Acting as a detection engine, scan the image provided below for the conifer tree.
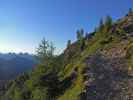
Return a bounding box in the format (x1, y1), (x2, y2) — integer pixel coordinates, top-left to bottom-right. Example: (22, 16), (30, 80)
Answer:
(76, 29), (85, 51)
(95, 16), (113, 40)
(36, 38), (55, 63)
(105, 15), (112, 28)
(128, 8), (133, 15)
(76, 29), (84, 41)
(67, 40), (71, 48)
(99, 18), (104, 33)
(95, 18), (104, 39)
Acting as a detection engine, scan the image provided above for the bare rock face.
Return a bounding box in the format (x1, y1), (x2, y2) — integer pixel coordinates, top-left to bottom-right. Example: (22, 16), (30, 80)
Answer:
(80, 53), (133, 100)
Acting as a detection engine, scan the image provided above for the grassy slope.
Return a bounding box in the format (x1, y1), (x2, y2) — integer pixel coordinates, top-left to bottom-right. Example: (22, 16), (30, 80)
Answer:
(58, 39), (105, 100)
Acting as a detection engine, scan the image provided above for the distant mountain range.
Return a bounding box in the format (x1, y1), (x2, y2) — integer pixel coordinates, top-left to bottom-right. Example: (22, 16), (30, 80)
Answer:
(0, 53), (37, 80)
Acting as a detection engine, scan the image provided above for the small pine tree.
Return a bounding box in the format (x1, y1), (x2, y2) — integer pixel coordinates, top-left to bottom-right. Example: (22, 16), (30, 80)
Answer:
(105, 15), (112, 28)
(76, 29), (84, 41)
(36, 38), (55, 63)
(76, 29), (85, 51)
(95, 16), (113, 40)
(99, 18), (104, 32)
(80, 28), (84, 37)
(76, 30), (80, 41)
(48, 42), (55, 57)
(67, 40), (71, 48)
(128, 8), (133, 15)
(94, 18), (105, 39)
(104, 15), (113, 34)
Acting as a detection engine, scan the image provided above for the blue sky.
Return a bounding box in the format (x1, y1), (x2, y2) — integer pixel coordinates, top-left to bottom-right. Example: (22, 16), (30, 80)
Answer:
(0, 0), (132, 54)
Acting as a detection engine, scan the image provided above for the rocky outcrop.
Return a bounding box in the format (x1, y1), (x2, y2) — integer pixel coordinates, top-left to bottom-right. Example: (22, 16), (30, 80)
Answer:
(80, 53), (133, 100)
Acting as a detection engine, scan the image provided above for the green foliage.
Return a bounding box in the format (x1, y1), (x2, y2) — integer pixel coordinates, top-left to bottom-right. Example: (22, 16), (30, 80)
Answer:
(116, 27), (127, 37)
(35, 37), (61, 79)
(36, 38), (55, 64)
(13, 87), (22, 100)
(32, 88), (48, 100)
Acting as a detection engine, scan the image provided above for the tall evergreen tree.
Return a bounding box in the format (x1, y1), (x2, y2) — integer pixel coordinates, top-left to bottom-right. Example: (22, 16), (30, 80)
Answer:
(76, 30), (80, 41)
(76, 29), (85, 51)
(95, 16), (113, 40)
(104, 15), (113, 34)
(128, 8), (133, 15)
(99, 18), (104, 32)
(80, 28), (84, 37)
(36, 38), (55, 63)
(76, 29), (84, 41)
(67, 40), (71, 48)
(95, 18), (105, 39)
(105, 15), (112, 28)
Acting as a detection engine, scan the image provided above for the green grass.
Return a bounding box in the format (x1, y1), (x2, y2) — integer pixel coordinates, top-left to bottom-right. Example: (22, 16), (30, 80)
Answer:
(58, 64), (84, 100)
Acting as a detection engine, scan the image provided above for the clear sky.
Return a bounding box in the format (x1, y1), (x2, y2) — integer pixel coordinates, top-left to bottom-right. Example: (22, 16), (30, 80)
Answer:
(0, 0), (132, 54)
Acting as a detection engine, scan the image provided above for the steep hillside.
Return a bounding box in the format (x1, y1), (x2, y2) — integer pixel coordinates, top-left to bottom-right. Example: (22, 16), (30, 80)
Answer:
(1, 11), (133, 100)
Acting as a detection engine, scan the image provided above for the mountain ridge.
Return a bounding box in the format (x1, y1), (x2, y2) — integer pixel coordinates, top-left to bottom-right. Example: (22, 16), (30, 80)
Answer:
(1, 10), (133, 100)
